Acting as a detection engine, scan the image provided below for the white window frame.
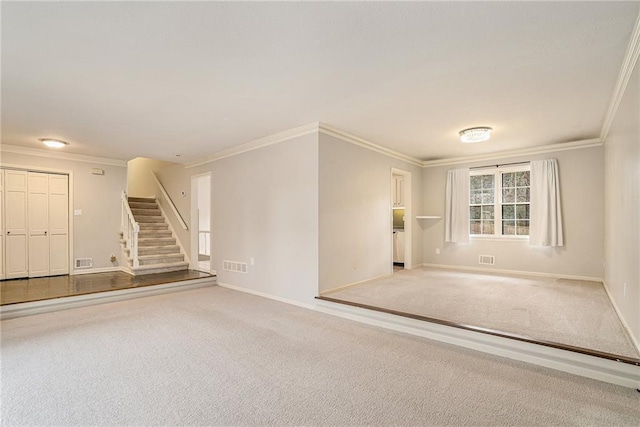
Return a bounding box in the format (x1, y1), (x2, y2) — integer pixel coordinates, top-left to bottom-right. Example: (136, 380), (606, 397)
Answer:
(469, 164), (531, 240)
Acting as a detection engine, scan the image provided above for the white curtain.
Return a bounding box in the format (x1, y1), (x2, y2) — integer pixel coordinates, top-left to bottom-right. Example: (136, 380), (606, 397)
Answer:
(445, 168), (469, 243)
(530, 159), (564, 246)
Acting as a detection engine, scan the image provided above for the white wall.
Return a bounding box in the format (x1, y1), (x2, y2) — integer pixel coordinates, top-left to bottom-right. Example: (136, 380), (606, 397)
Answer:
(126, 157), (177, 197)
(318, 133), (423, 293)
(171, 133), (319, 304)
(197, 175), (210, 231)
(603, 60), (640, 345)
(421, 146), (604, 279)
(0, 150), (127, 272)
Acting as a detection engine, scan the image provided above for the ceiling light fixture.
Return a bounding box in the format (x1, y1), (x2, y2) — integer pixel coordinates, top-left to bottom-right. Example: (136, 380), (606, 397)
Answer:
(459, 127), (492, 143)
(39, 138), (69, 148)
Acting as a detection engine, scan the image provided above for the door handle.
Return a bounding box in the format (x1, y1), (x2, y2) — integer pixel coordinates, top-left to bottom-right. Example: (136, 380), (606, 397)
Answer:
(45, 231), (47, 235)
(7, 231), (9, 235)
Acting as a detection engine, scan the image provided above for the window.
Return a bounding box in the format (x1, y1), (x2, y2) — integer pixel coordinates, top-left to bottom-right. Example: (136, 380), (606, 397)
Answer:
(470, 166), (530, 237)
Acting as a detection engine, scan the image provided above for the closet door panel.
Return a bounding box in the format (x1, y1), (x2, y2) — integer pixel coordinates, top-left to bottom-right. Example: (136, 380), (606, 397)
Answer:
(48, 174), (68, 274)
(5, 170), (28, 278)
(28, 173), (50, 278)
(49, 234), (68, 275)
(28, 235), (49, 277)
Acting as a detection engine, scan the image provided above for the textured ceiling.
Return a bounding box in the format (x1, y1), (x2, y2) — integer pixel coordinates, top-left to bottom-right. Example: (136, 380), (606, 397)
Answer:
(2, 2), (639, 163)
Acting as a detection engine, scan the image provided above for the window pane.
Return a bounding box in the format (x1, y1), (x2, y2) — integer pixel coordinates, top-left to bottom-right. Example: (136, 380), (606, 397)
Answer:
(517, 220), (530, 235)
(516, 171), (530, 187)
(470, 206), (481, 220)
(502, 188), (515, 203)
(516, 187), (530, 203)
(482, 175), (494, 189)
(482, 221), (494, 234)
(502, 220), (516, 235)
(481, 205), (494, 219)
(470, 175), (482, 190)
(470, 191), (482, 204)
(470, 221), (481, 234)
(516, 204), (530, 219)
(502, 173), (515, 188)
(482, 191), (494, 204)
(502, 205), (515, 219)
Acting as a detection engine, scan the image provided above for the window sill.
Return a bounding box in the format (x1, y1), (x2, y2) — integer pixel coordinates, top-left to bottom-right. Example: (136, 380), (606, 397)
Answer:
(469, 235), (530, 242)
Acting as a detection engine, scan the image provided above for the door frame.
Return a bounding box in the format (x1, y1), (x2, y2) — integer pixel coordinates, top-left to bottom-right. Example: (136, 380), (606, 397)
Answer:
(190, 172), (212, 273)
(1, 163), (74, 276)
(390, 167), (412, 271)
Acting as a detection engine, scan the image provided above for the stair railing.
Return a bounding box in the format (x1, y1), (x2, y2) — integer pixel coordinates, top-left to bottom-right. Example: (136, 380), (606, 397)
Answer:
(151, 172), (188, 230)
(121, 191), (140, 268)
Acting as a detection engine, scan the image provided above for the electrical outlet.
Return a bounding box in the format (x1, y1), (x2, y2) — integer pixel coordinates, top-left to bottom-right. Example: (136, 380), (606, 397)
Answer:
(110, 254), (116, 263)
(435, 248), (440, 255)
(250, 258), (255, 266)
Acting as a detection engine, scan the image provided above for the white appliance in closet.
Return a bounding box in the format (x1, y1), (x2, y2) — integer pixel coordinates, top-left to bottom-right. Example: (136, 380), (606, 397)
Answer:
(1, 169), (69, 279)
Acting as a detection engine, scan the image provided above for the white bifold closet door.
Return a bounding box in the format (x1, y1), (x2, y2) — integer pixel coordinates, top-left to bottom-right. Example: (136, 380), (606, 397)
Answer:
(5, 170), (29, 279)
(27, 172), (69, 278)
(0, 170), (4, 280)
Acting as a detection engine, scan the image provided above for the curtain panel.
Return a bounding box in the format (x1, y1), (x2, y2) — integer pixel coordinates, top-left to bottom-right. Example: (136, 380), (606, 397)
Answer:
(445, 168), (470, 243)
(530, 159), (564, 246)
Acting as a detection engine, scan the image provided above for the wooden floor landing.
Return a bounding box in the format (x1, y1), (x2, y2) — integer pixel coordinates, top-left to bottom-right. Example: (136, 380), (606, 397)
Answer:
(1, 270), (214, 306)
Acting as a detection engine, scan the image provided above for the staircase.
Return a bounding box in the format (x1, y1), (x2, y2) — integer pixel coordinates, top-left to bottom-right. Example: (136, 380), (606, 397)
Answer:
(121, 196), (189, 275)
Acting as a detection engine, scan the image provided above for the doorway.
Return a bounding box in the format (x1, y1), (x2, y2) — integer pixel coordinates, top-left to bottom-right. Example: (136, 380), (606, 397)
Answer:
(391, 168), (411, 273)
(190, 173), (212, 273)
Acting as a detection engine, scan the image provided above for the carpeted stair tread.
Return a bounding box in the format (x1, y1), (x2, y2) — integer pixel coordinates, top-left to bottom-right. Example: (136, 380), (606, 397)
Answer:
(138, 237), (177, 246)
(128, 196), (156, 203)
(131, 254), (185, 266)
(132, 209), (162, 217)
(138, 223), (169, 230)
(129, 202), (159, 210)
(130, 261), (190, 274)
(135, 216), (166, 223)
(138, 230), (172, 238)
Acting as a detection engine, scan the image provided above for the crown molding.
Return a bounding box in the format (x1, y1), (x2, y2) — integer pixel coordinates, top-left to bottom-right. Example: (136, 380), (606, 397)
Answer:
(318, 124), (424, 167)
(0, 144), (127, 167)
(600, 9), (640, 142)
(422, 138), (602, 168)
(184, 122), (319, 168)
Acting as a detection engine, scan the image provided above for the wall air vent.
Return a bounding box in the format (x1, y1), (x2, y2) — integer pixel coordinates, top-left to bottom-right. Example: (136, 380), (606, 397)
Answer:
(75, 258), (93, 269)
(478, 255), (495, 266)
(223, 260), (248, 274)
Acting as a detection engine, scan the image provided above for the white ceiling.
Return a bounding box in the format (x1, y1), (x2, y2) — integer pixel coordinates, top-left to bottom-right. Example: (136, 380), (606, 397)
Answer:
(2, 2), (639, 163)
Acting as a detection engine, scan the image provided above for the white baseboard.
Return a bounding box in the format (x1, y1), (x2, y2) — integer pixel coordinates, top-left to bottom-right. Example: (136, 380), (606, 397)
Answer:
(422, 263), (603, 282)
(602, 279), (640, 354)
(217, 282), (316, 310)
(320, 273), (392, 296)
(314, 299), (640, 389)
(72, 266), (123, 275)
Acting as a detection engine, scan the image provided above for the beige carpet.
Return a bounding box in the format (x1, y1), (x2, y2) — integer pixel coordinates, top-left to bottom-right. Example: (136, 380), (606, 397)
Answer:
(324, 267), (640, 359)
(2, 286), (640, 426)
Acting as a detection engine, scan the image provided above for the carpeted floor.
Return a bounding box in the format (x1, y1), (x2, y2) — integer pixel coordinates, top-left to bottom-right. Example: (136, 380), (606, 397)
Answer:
(324, 267), (640, 359)
(1, 286), (639, 426)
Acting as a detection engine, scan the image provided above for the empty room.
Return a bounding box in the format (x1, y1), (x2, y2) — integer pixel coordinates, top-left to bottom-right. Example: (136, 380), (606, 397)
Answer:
(1, 1), (639, 425)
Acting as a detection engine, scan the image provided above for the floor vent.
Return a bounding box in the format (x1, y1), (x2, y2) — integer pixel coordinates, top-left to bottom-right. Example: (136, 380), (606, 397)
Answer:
(75, 258), (93, 269)
(223, 260), (248, 273)
(478, 255), (495, 266)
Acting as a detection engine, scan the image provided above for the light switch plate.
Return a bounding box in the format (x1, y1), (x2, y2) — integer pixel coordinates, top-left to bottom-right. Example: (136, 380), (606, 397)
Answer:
(74, 209), (82, 216)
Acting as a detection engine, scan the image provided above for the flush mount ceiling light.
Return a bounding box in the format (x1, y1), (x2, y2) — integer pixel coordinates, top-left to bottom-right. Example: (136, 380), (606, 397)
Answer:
(39, 138), (68, 148)
(459, 127), (492, 143)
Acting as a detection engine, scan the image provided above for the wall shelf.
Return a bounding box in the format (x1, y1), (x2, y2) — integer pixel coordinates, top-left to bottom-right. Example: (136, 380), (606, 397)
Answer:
(416, 215), (441, 219)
